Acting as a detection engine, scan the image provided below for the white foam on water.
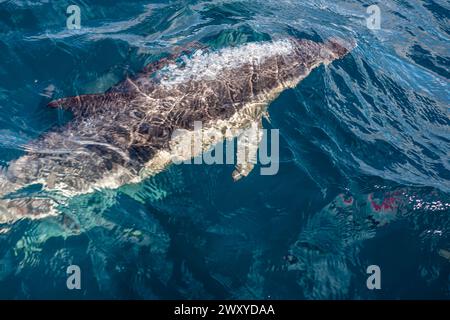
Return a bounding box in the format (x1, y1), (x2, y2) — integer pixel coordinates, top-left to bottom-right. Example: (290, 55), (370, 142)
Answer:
(159, 39), (295, 87)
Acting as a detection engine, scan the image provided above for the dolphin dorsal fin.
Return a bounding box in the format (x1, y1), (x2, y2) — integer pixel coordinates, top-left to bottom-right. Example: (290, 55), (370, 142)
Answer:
(47, 93), (129, 118)
(107, 41), (207, 94)
(142, 41), (207, 75)
(47, 42), (207, 117)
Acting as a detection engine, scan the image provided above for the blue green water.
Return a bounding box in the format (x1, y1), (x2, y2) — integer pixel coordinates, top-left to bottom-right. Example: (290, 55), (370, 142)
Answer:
(0, 0), (449, 299)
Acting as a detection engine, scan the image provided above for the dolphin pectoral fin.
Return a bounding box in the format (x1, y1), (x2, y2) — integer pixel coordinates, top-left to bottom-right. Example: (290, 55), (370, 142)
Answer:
(232, 162), (256, 181)
(232, 121), (264, 181)
(262, 110), (271, 124)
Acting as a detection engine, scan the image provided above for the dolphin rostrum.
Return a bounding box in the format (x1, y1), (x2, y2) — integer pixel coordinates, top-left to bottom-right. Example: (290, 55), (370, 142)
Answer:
(0, 37), (354, 223)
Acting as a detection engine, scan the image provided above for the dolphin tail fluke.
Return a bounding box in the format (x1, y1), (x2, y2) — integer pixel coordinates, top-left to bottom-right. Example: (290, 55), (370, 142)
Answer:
(0, 198), (57, 224)
(0, 167), (57, 225)
(0, 167), (22, 198)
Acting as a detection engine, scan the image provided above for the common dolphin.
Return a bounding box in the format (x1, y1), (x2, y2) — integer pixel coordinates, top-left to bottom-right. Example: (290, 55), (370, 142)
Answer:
(0, 37), (354, 223)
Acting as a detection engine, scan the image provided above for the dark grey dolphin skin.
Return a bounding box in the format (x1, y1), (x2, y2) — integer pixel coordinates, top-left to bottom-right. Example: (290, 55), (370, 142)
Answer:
(0, 37), (354, 223)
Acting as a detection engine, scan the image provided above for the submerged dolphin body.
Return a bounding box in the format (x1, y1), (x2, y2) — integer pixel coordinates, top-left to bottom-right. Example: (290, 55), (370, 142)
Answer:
(0, 37), (354, 223)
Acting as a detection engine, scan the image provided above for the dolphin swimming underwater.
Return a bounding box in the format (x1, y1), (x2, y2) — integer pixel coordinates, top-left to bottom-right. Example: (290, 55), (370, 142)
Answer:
(0, 37), (354, 223)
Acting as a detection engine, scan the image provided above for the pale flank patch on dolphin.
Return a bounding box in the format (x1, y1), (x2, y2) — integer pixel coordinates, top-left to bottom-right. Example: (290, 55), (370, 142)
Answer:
(158, 39), (296, 87)
(0, 37), (355, 225)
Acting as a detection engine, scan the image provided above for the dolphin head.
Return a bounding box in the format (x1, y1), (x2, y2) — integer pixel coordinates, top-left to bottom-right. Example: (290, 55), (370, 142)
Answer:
(275, 37), (355, 86)
(320, 37), (356, 61)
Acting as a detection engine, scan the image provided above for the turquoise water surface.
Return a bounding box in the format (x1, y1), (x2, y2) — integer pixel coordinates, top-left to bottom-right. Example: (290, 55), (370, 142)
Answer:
(0, 0), (449, 299)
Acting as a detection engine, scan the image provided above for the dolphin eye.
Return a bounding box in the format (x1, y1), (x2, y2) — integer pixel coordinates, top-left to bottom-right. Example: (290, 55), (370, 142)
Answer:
(229, 88), (241, 102)
(154, 127), (169, 138)
(133, 110), (145, 119)
(138, 123), (151, 135)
